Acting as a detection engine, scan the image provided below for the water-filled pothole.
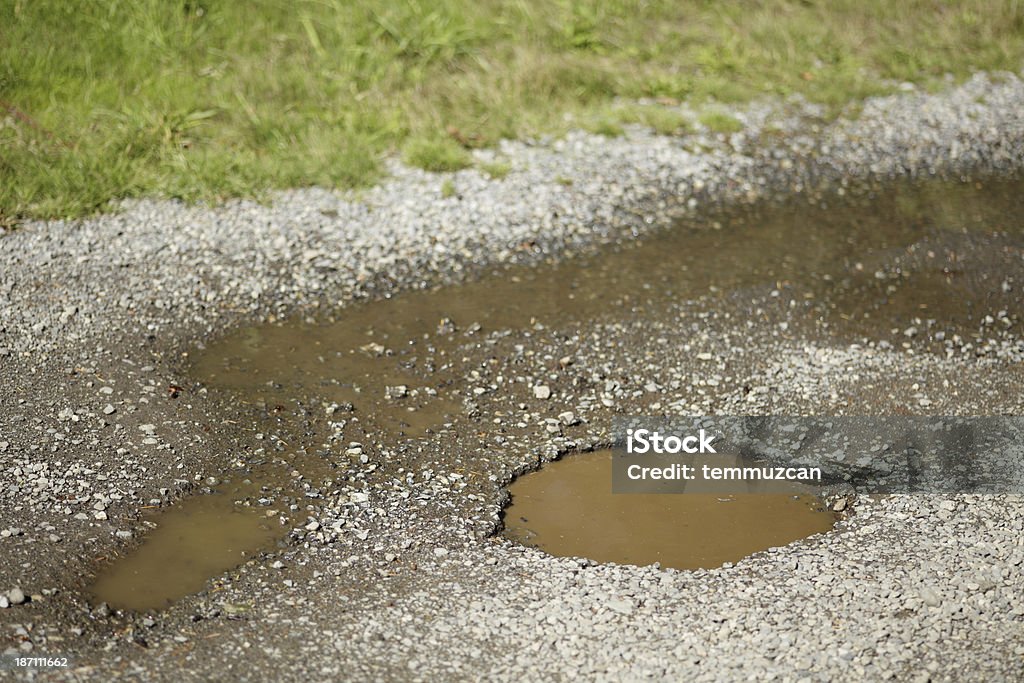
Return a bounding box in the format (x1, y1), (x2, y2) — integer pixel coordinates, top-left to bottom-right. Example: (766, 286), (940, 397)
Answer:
(89, 493), (279, 610)
(503, 450), (836, 570)
(88, 176), (1024, 609)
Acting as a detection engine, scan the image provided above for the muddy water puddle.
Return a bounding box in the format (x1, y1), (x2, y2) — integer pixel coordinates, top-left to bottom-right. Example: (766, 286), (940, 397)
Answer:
(89, 176), (1024, 609)
(503, 450), (835, 569)
(90, 493), (279, 610)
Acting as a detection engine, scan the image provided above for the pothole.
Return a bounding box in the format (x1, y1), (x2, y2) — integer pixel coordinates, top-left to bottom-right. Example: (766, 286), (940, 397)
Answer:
(502, 449), (836, 570)
(85, 175), (1024, 610)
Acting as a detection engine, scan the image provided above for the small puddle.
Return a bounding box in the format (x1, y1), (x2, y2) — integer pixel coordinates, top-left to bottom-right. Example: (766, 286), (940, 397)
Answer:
(88, 176), (1024, 608)
(89, 494), (279, 610)
(503, 450), (836, 569)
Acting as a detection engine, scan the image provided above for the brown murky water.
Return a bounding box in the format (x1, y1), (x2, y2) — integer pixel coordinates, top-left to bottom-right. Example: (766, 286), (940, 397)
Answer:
(89, 176), (1024, 609)
(503, 450), (835, 569)
(89, 494), (279, 610)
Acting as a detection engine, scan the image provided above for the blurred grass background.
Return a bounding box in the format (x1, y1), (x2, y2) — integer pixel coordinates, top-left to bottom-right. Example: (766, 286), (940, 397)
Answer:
(2, 0), (1023, 221)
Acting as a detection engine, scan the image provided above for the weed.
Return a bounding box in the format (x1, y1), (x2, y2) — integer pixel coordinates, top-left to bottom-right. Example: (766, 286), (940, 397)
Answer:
(480, 161), (512, 179)
(699, 111), (744, 134)
(615, 106), (693, 135)
(404, 138), (472, 173)
(584, 118), (625, 138)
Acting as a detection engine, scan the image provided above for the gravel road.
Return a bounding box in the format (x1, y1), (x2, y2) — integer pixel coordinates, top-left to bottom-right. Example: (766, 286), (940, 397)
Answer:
(2, 72), (1024, 681)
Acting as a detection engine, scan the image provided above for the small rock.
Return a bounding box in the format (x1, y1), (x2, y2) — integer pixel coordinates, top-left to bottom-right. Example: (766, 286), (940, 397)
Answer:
(8, 588), (26, 605)
(386, 385), (408, 399)
(607, 598), (633, 615)
(433, 547), (449, 557)
(533, 385), (552, 400)
(360, 342), (387, 356)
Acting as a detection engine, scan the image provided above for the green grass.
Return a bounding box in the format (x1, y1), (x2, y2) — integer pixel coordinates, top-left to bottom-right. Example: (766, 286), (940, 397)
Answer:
(3, 0), (1024, 221)
(621, 106), (692, 136)
(479, 160), (512, 179)
(404, 138), (472, 173)
(583, 118), (626, 138)
(699, 111), (744, 134)
(440, 178), (457, 198)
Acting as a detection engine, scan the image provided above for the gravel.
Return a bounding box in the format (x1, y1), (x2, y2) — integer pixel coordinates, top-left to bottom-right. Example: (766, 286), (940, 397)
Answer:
(1, 72), (1024, 681)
